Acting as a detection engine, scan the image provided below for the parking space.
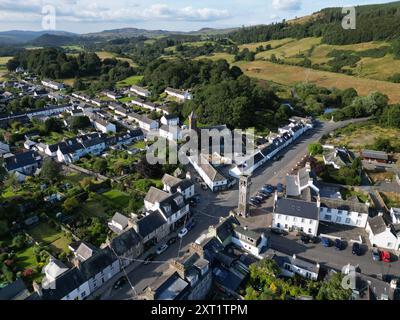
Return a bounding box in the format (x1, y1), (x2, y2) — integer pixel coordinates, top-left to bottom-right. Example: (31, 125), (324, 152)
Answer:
(318, 221), (370, 245)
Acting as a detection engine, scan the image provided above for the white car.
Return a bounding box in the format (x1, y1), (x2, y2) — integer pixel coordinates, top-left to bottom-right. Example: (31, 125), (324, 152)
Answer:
(156, 244), (168, 255)
(178, 228), (188, 238)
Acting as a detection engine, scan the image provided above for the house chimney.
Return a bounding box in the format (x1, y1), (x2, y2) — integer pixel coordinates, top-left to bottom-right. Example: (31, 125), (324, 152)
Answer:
(32, 281), (43, 297)
(292, 254), (296, 260)
(317, 195), (321, 208)
(378, 212), (384, 217)
(244, 226), (248, 231)
(73, 258), (81, 269)
(305, 162), (311, 172)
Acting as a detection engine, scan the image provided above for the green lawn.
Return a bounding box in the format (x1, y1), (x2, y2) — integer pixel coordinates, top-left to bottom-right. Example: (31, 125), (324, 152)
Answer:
(42, 131), (76, 145)
(116, 75), (144, 88)
(118, 96), (134, 103)
(15, 246), (38, 269)
(29, 223), (63, 243)
(81, 199), (107, 218)
(102, 189), (130, 207)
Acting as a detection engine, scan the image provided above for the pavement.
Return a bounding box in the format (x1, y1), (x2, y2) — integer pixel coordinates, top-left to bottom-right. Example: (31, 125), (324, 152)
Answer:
(104, 117), (392, 300)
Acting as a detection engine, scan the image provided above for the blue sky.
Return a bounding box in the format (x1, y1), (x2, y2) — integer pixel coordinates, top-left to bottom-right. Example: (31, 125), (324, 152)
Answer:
(0, 0), (395, 33)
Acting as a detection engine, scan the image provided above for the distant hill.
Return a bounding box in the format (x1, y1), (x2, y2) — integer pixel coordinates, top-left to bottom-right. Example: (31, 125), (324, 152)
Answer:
(0, 30), (76, 45)
(82, 27), (239, 39)
(30, 34), (78, 47)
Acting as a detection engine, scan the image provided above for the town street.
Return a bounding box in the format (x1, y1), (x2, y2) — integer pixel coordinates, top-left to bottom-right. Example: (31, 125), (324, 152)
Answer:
(104, 117), (384, 300)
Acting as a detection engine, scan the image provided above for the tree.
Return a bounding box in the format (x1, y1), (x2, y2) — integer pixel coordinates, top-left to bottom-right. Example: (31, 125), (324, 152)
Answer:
(316, 273), (352, 300)
(69, 116), (91, 131)
(93, 158), (108, 174)
(44, 118), (63, 134)
(308, 143), (323, 156)
(12, 235), (26, 250)
(40, 158), (62, 182)
(73, 78), (86, 91)
(4, 173), (20, 191)
(63, 197), (80, 213)
(0, 220), (9, 237)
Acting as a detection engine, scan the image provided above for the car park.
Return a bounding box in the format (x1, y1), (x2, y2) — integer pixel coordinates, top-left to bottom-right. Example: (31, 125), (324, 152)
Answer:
(156, 244), (168, 255)
(372, 248), (381, 261)
(256, 193), (267, 200)
(259, 189), (271, 196)
(321, 237), (331, 247)
(381, 250), (391, 263)
(255, 195), (264, 202)
(334, 239), (343, 250)
(249, 200), (259, 207)
(113, 276), (127, 290)
(250, 197), (261, 204)
(352, 242), (362, 256)
(178, 227), (188, 238)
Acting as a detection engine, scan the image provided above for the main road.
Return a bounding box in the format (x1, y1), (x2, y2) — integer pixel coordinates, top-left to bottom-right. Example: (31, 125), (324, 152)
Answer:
(104, 117), (384, 300)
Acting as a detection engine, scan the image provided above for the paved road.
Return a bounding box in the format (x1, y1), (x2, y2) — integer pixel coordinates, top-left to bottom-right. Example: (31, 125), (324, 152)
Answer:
(106, 118), (376, 300)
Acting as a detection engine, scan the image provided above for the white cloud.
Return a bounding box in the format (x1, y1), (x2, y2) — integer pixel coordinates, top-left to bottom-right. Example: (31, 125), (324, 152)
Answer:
(0, 1), (229, 24)
(272, 0), (302, 11)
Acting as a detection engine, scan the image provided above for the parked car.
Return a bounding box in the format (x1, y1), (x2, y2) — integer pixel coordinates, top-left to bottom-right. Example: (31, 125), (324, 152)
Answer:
(178, 227), (188, 238)
(262, 185), (274, 193)
(186, 220), (196, 231)
(352, 242), (362, 256)
(372, 248), (381, 261)
(113, 276), (127, 290)
(250, 197), (261, 204)
(381, 250), (391, 263)
(255, 195), (264, 202)
(270, 228), (288, 236)
(334, 239), (343, 250)
(321, 237), (331, 247)
(310, 236), (319, 244)
(249, 200), (259, 207)
(301, 234), (310, 244)
(167, 237), (178, 245)
(256, 193), (267, 200)
(156, 244), (168, 255)
(276, 183), (284, 193)
(143, 253), (155, 265)
(259, 189), (271, 196)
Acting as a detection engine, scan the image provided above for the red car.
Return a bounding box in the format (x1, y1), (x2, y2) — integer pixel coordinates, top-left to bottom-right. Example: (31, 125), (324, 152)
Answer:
(380, 250), (391, 262)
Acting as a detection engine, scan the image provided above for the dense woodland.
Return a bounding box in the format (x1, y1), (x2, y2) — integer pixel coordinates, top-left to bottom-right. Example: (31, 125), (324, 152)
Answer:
(6, 48), (136, 84)
(227, 2), (400, 45)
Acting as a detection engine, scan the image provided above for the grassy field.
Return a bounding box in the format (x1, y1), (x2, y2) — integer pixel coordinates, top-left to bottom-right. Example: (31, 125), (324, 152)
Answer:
(29, 222), (71, 253)
(102, 189), (130, 207)
(116, 75), (144, 88)
(95, 51), (138, 67)
(324, 122), (400, 149)
(239, 38), (294, 52)
(255, 37), (322, 60)
(42, 131), (76, 144)
(0, 56), (12, 79)
(235, 60), (400, 103)
(81, 199), (107, 218)
(195, 52), (236, 64)
(15, 246), (38, 269)
(380, 192), (400, 208)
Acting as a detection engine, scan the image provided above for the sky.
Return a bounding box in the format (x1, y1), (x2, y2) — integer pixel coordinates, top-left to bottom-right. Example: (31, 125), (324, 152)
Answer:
(0, 0), (395, 33)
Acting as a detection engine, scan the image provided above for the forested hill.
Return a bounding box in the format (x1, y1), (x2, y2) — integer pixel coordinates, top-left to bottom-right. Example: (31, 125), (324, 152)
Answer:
(227, 1), (400, 45)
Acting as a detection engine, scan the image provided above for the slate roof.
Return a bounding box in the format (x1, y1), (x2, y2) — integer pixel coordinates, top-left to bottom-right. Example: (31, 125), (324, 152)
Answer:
(136, 212), (166, 238)
(368, 215), (389, 235)
(0, 279), (30, 300)
(195, 154), (226, 182)
(215, 216), (239, 243)
(75, 242), (98, 261)
(271, 251), (320, 275)
(320, 197), (369, 214)
(41, 268), (86, 300)
(111, 212), (129, 229)
(274, 198), (319, 220)
(158, 193), (187, 219)
(151, 272), (189, 300)
(144, 187), (170, 204)
(109, 229), (141, 256)
(362, 149), (388, 161)
(79, 247), (117, 280)
(4, 150), (40, 171)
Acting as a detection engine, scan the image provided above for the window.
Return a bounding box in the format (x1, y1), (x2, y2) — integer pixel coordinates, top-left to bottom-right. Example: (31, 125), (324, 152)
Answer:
(285, 216), (289, 221)
(301, 218), (305, 223)
(81, 291), (86, 298)
(336, 217), (341, 223)
(309, 220), (313, 224)
(308, 228), (312, 234)
(325, 215), (332, 221)
(358, 213), (362, 218)
(285, 224), (288, 229)
(345, 218), (351, 224)
(293, 217), (297, 222)
(277, 223), (281, 228)
(327, 208), (332, 213)
(356, 219), (361, 226)
(337, 210), (342, 215)
(278, 214), (281, 220)
(387, 242), (393, 248)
